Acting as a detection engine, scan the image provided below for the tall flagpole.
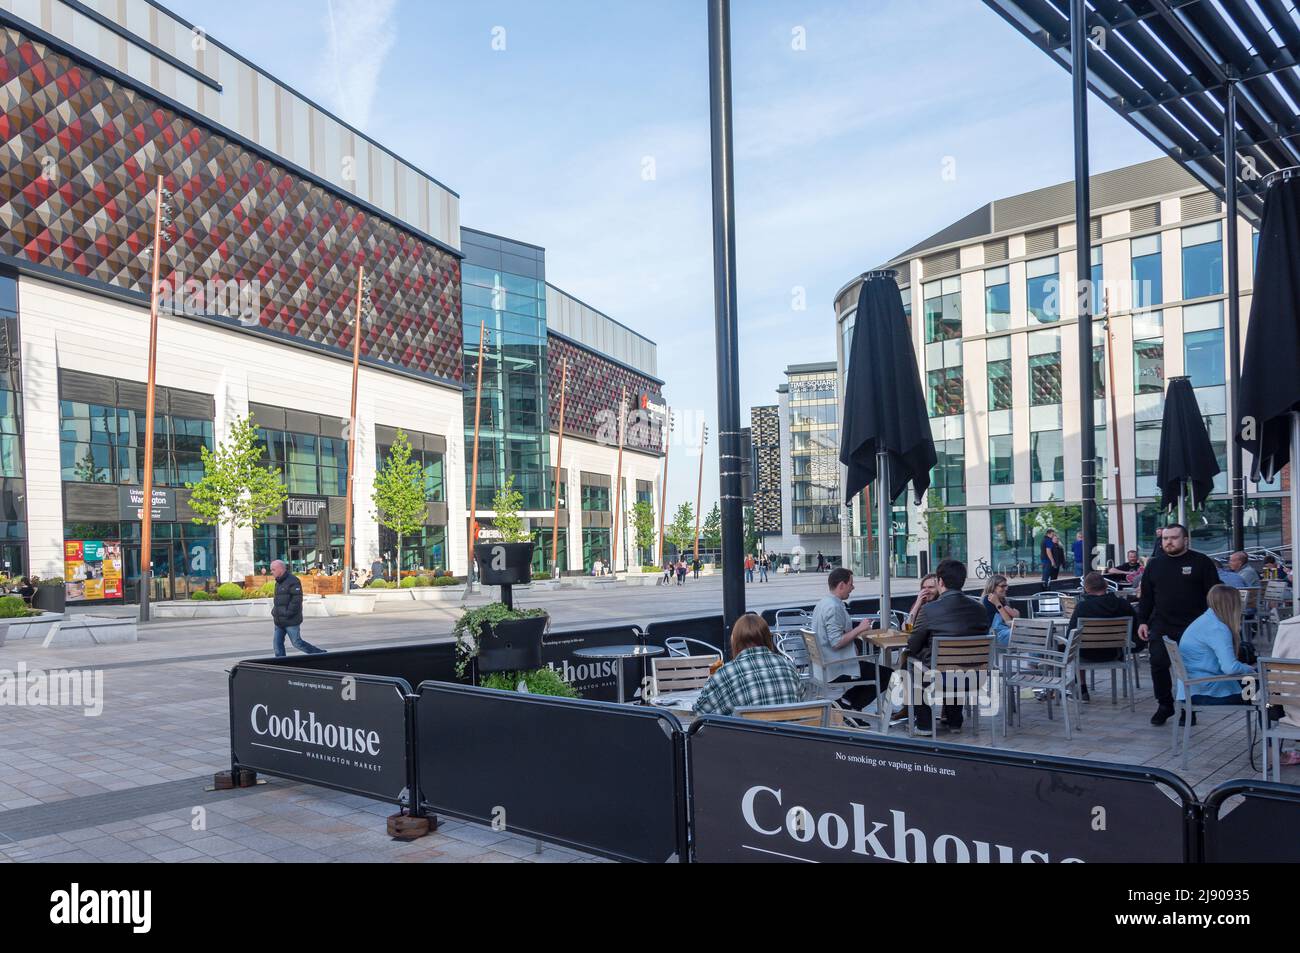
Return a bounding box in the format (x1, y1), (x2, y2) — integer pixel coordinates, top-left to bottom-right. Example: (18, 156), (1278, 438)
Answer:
(465, 322), (486, 593)
(343, 267), (366, 593)
(658, 407), (672, 564)
(139, 176), (169, 621)
(550, 358), (569, 576)
(611, 386), (626, 572)
(693, 423), (708, 562)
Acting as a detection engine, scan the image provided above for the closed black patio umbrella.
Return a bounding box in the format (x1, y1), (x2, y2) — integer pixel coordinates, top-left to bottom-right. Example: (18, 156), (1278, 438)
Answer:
(1239, 171), (1300, 614)
(1156, 376), (1220, 529)
(840, 270), (936, 636)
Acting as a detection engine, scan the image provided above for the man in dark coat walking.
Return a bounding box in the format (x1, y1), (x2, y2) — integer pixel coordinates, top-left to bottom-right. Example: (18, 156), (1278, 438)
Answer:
(271, 559), (326, 657)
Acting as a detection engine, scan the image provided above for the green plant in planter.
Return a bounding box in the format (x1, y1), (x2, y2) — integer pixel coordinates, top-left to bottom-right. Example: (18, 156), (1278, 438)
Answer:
(415, 575), (432, 587)
(452, 602), (548, 678)
(399, 575), (417, 589)
(190, 590), (211, 601)
(0, 594), (29, 618)
(480, 667), (578, 698)
(38, 576), (65, 587)
(216, 582), (244, 600)
(490, 475), (529, 543)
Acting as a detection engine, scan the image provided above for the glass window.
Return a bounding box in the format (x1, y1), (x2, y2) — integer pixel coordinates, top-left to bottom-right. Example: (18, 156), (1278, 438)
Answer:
(1182, 221), (1223, 300)
(581, 484), (611, 512)
(1131, 234), (1162, 308)
(987, 358), (1013, 411)
(1090, 245), (1103, 311)
(989, 434), (1013, 486)
(927, 367), (963, 418)
(1185, 329), (1225, 388)
(1031, 430), (1064, 501)
(931, 439), (965, 507)
(985, 266), (1011, 332)
(1029, 352), (1061, 406)
(923, 277), (961, 344)
(1026, 256), (1059, 323)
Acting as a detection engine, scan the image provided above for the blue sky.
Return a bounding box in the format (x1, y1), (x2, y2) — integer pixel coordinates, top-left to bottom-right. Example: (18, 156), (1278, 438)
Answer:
(165, 0), (1162, 512)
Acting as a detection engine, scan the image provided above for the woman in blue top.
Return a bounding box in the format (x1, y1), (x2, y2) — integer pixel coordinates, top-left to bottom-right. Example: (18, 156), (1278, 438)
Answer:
(1176, 585), (1256, 705)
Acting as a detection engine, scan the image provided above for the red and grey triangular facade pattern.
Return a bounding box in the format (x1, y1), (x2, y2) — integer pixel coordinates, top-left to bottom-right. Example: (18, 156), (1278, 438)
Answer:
(0, 26), (462, 382)
(545, 333), (663, 452)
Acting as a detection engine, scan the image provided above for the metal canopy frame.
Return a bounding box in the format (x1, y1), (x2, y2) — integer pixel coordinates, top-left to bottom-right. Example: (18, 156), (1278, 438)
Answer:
(985, 0), (1300, 227)
(986, 0), (1300, 552)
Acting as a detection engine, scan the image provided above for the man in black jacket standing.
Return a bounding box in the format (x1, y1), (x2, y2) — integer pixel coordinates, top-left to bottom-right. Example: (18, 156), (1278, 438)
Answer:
(271, 559), (326, 657)
(1137, 524), (1217, 725)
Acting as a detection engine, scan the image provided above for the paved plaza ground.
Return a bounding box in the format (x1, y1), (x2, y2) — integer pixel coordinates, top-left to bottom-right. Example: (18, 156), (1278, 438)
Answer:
(0, 571), (1287, 863)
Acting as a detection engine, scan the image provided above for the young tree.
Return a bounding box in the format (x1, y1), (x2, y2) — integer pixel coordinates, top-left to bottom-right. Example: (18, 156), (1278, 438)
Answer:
(743, 505), (759, 559)
(491, 474), (528, 543)
(632, 499), (656, 566)
(372, 428), (427, 575)
(187, 414), (288, 583)
(703, 502), (721, 551)
(666, 501), (695, 558)
(924, 489), (961, 560)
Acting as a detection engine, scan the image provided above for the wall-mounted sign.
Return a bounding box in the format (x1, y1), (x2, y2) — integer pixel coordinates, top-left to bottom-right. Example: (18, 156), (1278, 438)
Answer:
(639, 392), (666, 417)
(118, 487), (176, 522)
(285, 496), (329, 522)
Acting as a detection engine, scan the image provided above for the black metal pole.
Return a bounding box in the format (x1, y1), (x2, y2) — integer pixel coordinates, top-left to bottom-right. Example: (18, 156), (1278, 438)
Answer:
(1071, 0), (1097, 572)
(707, 0), (745, 644)
(1224, 78), (1245, 552)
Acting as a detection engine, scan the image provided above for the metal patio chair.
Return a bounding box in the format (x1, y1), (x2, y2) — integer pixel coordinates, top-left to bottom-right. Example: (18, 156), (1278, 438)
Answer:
(1073, 616), (1137, 710)
(1259, 657), (1300, 781)
(664, 636), (724, 658)
(907, 634), (994, 738)
(1165, 637), (1258, 772)
(1001, 623), (1082, 739)
(734, 700), (833, 727)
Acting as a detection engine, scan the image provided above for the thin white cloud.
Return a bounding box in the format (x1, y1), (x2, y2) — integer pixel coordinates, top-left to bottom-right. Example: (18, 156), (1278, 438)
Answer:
(321, 0), (398, 131)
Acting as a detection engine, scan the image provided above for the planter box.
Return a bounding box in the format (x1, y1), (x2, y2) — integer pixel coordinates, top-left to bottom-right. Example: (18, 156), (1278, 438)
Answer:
(151, 595), (328, 619)
(477, 614), (548, 674)
(4, 612), (65, 641)
(322, 594), (377, 615)
(34, 586), (66, 613)
(474, 542), (535, 586)
(43, 615), (138, 647)
(245, 574), (342, 595)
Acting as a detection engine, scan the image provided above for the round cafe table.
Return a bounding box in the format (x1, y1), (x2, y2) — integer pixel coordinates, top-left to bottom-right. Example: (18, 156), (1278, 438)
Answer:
(572, 644), (665, 704)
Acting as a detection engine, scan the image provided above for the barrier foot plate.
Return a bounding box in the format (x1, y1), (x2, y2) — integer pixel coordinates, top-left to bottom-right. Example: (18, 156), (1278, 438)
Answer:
(211, 769), (259, 791)
(387, 811), (436, 841)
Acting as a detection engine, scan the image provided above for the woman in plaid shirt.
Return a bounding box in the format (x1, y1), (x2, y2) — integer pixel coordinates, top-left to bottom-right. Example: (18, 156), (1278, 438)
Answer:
(693, 614), (802, 716)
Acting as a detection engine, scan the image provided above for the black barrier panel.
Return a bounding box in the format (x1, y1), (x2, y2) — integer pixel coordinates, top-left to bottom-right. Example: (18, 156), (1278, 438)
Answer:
(415, 681), (688, 862)
(1203, 779), (1300, 863)
(254, 641), (463, 688)
(687, 717), (1195, 863)
(541, 625), (642, 702)
(644, 615), (726, 654)
(230, 663), (412, 803)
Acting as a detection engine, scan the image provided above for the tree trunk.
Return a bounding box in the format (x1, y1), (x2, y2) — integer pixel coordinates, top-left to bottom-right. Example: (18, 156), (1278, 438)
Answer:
(396, 533), (403, 582)
(228, 521), (236, 585)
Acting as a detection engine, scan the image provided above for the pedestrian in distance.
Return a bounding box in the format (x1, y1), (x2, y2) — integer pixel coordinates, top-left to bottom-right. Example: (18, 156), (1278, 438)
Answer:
(271, 559), (326, 657)
(745, 554), (754, 583)
(759, 555), (769, 582)
(1040, 529), (1059, 587)
(676, 559), (687, 586)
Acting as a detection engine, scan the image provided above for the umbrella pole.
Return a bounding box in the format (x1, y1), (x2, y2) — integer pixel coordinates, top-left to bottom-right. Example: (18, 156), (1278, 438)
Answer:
(877, 450), (890, 627)
(1178, 480), (1187, 533)
(1292, 412), (1300, 616)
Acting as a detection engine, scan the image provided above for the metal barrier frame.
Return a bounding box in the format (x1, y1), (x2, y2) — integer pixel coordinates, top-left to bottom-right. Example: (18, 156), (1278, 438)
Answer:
(685, 715), (1201, 863)
(414, 680), (690, 863)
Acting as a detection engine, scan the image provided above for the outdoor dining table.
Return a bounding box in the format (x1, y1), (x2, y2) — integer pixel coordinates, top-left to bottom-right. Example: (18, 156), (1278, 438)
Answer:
(864, 629), (910, 733)
(572, 644), (664, 704)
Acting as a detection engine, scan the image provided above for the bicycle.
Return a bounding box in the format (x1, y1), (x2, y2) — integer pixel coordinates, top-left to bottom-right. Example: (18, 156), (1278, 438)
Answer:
(974, 556), (993, 580)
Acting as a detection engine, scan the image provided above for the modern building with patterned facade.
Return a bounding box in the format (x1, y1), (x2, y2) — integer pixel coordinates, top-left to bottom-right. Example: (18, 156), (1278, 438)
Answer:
(0, 0), (666, 600)
(835, 157), (1291, 580)
(750, 404), (782, 537)
(748, 363), (843, 569)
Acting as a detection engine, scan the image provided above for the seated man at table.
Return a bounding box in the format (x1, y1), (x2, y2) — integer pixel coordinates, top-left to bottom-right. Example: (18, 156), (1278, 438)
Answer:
(812, 567), (892, 713)
(693, 614), (802, 717)
(905, 559), (989, 735)
(1068, 572), (1137, 701)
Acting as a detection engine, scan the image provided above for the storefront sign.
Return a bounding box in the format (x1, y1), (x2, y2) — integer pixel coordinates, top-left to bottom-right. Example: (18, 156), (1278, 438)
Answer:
(118, 487), (176, 522)
(285, 496), (328, 522)
(65, 540), (123, 601)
